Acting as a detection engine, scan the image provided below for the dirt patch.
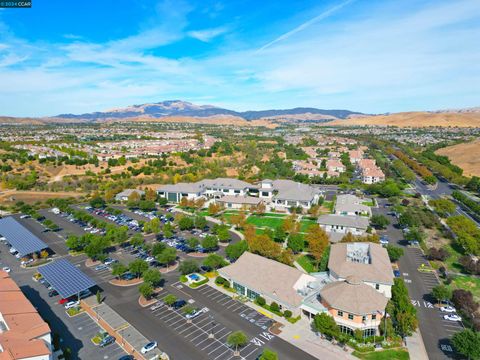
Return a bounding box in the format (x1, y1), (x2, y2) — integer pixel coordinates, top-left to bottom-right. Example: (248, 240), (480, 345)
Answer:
(109, 278), (144, 287)
(0, 190), (85, 204)
(85, 259), (102, 267)
(436, 139), (480, 177)
(187, 252), (208, 258)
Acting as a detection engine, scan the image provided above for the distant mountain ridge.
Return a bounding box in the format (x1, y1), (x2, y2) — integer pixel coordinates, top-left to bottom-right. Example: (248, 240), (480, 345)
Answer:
(55, 100), (364, 121)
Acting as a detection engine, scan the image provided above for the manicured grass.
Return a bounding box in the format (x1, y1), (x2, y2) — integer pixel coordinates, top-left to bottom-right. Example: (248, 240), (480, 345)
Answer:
(262, 213), (288, 218)
(442, 243), (465, 273)
(198, 210), (210, 217)
(353, 349), (409, 360)
(246, 216), (284, 229)
(297, 255), (316, 273)
(449, 275), (480, 302)
(362, 200), (375, 207)
(300, 219), (317, 232)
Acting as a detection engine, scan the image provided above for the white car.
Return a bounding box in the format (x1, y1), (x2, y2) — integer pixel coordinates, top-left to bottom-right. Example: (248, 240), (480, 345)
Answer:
(150, 302), (163, 311)
(64, 300), (80, 309)
(9, 247), (17, 254)
(141, 341), (157, 354)
(185, 307), (208, 319)
(443, 314), (462, 322)
(440, 306), (456, 313)
(20, 214), (30, 219)
(2, 266), (11, 273)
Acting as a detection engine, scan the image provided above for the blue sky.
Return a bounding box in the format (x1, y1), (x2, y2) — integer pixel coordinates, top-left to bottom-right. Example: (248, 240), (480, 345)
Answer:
(0, 0), (479, 116)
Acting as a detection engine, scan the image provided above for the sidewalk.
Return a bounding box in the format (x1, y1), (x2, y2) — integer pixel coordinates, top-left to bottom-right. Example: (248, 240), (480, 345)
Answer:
(81, 296), (168, 360)
(405, 330), (429, 360)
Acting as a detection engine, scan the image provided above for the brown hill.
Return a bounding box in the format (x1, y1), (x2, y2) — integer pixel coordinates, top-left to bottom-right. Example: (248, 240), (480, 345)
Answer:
(325, 111), (480, 127)
(436, 139), (480, 177)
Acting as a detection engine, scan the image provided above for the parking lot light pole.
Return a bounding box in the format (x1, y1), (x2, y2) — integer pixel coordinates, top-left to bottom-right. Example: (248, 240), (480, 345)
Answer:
(208, 315), (215, 339)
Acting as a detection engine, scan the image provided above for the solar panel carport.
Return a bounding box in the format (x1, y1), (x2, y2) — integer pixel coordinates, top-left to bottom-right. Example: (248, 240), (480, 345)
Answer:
(0, 217), (49, 257)
(38, 259), (96, 299)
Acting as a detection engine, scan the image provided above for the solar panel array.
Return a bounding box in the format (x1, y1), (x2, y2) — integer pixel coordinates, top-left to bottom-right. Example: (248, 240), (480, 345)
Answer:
(38, 259), (96, 298)
(0, 217), (48, 256)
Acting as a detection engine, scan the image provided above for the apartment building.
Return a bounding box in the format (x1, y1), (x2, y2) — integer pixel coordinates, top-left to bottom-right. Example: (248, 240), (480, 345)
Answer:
(0, 271), (52, 360)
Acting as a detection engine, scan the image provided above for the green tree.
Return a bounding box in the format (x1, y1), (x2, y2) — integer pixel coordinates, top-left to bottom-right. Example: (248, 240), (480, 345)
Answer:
(313, 313), (340, 338)
(287, 233), (304, 253)
(111, 263), (128, 278)
(194, 216), (207, 229)
(178, 216), (194, 230)
(432, 285), (452, 304)
(143, 269), (162, 287)
(151, 242), (167, 256)
(227, 331), (248, 353)
(129, 259), (149, 278)
(187, 237), (200, 249)
(225, 241), (248, 260)
(273, 226), (287, 243)
(429, 198), (456, 217)
(90, 196), (105, 208)
(203, 254), (228, 270)
(179, 259), (200, 275)
(216, 226), (230, 242)
(259, 349), (278, 360)
(130, 233), (144, 248)
(156, 247), (177, 269)
(202, 235), (219, 251)
(84, 236), (110, 260)
(163, 222), (174, 238)
(370, 214), (390, 229)
(452, 329), (480, 360)
(164, 294), (177, 306)
(386, 245), (404, 262)
(139, 282), (154, 299)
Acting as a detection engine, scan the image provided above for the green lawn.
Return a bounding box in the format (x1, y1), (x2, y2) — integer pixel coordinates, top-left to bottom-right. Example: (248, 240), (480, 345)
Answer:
(262, 213), (288, 218)
(362, 200), (375, 207)
(246, 215), (284, 229)
(353, 349), (409, 360)
(300, 219), (317, 232)
(442, 243), (465, 273)
(297, 255), (316, 273)
(449, 275), (480, 302)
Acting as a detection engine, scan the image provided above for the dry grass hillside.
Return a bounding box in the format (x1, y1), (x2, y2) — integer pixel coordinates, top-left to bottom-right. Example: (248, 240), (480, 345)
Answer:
(325, 111), (480, 127)
(436, 139), (480, 177)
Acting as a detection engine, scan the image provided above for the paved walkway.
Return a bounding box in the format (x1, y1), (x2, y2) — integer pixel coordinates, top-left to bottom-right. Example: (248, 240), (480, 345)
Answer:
(406, 330), (429, 360)
(277, 318), (356, 360)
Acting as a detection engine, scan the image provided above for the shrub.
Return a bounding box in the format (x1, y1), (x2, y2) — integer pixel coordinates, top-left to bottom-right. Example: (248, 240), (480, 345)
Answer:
(215, 276), (225, 285)
(255, 296), (266, 306)
(283, 310), (292, 318)
(270, 302), (280, 312)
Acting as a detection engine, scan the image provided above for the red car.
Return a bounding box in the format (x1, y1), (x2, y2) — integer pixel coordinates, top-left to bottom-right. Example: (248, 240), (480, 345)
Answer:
(58, 297), (75, 305)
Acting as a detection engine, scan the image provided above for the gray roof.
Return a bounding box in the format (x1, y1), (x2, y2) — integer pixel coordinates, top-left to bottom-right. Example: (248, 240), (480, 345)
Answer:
(272, 180), (320, 202)
(328, 242), (394, 285)
(318, 214), (369, 229)
(334, 194), (371, 215)
(217, 195), (263, 205)
(38, 259), (96, 299)
(157, 182), (205, 194)
(200, 178), (252, 190)
(320, 276), (388, 315)
(218, 252), (314, 307)
(0, 217), (48, 256)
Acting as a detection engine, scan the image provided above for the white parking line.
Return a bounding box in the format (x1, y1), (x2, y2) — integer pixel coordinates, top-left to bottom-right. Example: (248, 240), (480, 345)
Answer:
(178, 324), (196, 335)
(160, 312), (178, 321)
(241, 345), (260, 359)
(219, 298), (235, 305)
(210, 293), (227, 301)
(167, 317), (186, 327)
(184, 327), (203, 338)
(196, 335), (216, 347)
(213, 347), (233, 360)
(203, 339), (222, 351)
(226, 301), (240, 309)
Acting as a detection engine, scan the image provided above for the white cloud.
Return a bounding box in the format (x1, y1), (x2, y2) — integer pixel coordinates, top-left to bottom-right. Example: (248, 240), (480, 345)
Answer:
(187, 26), (228, 42)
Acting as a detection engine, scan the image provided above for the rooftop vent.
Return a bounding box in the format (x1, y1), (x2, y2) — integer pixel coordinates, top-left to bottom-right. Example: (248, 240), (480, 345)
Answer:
(346, 243), (371, 264)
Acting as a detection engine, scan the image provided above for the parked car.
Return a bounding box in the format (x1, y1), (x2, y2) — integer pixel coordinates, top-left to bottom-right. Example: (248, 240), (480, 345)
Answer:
(99, 335), (116, 348)
(443, 314), (462, 321)
(393, 270), (401, 277)
(95, 264), (109, 271)
(173, 300), (187, 310)
(141, 341), (157, 354)
(440, 306), (456, 313)
(120, 273), (136, 281)
(104, 258), (118, 266)
(185, 307), (208, 319)
(150, 302), (163, 311)
(2, 266), (11, 273)
(48, 289), (58, 297)
(118, 355), (134, 360)
(20, 214), (30, 219)
(79, 289), (92, 299)
(64, 300), (80, 309)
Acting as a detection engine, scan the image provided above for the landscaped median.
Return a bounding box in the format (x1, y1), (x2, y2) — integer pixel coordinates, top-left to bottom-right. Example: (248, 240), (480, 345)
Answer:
(66, 306), (84, 317)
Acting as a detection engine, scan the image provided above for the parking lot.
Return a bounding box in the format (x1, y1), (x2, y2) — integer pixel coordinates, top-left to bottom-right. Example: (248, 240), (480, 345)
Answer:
(145, 286), (273, 360)
(68, 312), (127, 359)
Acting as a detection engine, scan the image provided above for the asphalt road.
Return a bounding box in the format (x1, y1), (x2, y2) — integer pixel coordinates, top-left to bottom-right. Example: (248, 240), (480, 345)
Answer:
(374, 199), (463, 359)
